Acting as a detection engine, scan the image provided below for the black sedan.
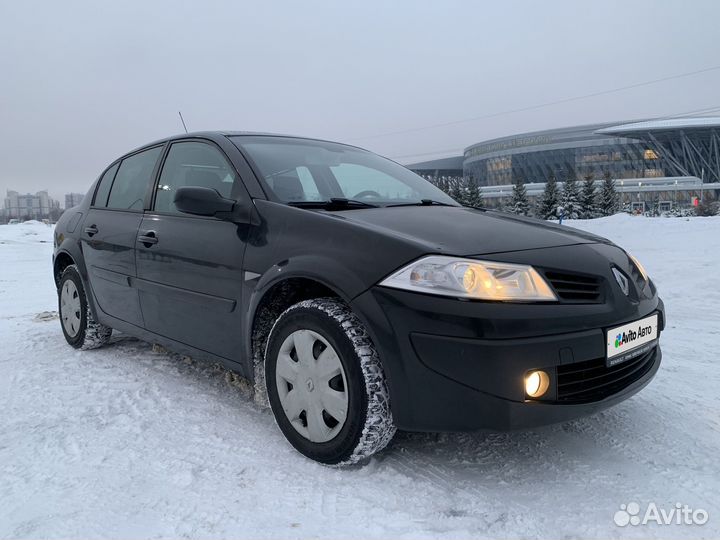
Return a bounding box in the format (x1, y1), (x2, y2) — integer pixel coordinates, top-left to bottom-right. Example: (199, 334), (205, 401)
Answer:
(52, 132), (664, 465)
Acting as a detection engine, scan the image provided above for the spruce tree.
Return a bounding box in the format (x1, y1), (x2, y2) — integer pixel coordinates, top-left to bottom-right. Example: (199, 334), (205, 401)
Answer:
(465, 177), (483, 209)
(440, 177), (449, 195)
(510, 179), (530, 216)
(695, 197), (719, 216)
(449, 177), (465, 205)
(580, 174), (598, 219)
(442, 176), (453, 195)
(561, 173), (581, 219)
(599, 172), (620, 216)
(538, 174), (559, 219)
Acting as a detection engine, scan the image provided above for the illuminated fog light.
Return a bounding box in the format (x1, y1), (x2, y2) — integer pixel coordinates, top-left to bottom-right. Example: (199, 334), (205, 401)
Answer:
(525, 370), (550, 398)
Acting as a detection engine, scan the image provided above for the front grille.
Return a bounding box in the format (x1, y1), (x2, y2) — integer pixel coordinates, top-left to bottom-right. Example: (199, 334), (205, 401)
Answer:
(543, 271), (602, 303)
(556, 346), (657, 403)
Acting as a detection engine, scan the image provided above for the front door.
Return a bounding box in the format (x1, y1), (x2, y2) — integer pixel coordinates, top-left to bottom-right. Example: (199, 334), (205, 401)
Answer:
(135, 140), (248, 360)
(81, 146), (163, 327)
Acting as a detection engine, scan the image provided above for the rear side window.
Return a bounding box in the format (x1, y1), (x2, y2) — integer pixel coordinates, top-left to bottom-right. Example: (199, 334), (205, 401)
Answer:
(93, 163), (119, 207)
(106, 146), (163, 210)
(154, 141), (236, 214)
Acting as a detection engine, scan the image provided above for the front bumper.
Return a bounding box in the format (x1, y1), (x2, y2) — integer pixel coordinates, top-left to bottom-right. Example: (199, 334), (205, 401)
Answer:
(350, 245), (665, 432)
(407, 327), (661, 431)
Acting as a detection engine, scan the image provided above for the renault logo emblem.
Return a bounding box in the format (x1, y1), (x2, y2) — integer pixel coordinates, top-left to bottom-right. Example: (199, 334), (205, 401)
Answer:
(612, 268), (630, 296)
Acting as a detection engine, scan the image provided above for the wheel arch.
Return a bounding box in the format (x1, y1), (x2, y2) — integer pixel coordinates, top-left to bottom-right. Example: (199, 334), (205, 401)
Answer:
(247, 270), (357, 406)
(53, 250), (76, 288)
(53, 246), (101, 323)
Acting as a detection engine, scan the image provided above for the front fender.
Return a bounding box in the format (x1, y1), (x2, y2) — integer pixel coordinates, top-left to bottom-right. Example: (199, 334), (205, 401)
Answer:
(240, 200), (429, 374)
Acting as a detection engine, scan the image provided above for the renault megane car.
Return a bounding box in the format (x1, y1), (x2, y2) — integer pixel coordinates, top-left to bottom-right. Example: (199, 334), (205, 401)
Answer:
(52, 132), (664, 465)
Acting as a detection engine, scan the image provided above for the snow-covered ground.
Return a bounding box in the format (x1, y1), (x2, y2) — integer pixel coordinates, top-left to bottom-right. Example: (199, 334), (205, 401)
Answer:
(1, 216), (719, 539)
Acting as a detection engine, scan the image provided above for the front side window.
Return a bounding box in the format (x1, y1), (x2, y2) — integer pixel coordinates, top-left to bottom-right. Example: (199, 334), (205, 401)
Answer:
(93, 163), (119, 207)
(106, 146), (163, 210)
(231, 136), (457, 206)
(155, 141), (236, 214)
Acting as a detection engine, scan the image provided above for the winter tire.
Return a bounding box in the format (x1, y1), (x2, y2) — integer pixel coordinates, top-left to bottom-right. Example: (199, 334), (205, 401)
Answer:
(265, 298), (396, 465)
(58, 264), (113, 350)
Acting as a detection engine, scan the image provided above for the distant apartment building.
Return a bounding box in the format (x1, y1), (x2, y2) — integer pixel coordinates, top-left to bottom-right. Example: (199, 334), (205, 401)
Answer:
(3, 190), (60, 221)
(65, 192), (85, 209)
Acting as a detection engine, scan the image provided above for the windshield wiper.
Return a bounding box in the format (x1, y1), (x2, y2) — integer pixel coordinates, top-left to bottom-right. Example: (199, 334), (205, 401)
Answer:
(385, 199), (458, 208)
(287, 198), (379, 210)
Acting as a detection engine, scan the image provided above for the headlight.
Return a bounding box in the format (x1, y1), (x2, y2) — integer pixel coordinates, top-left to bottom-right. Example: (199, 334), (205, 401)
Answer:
(379, 255), (557, 301)
(628, 253), (649, 282)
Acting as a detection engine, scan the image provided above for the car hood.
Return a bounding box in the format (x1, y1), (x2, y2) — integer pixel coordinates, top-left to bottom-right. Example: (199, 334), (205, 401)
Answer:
(330, 206), (610, 256)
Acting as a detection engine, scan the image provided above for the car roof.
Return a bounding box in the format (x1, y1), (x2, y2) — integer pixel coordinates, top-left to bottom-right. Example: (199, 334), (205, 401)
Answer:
(124, 131), (368, 157)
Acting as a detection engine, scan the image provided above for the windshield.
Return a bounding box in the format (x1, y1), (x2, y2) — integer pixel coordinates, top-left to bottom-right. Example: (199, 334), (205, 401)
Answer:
(230, 136), (458, 207)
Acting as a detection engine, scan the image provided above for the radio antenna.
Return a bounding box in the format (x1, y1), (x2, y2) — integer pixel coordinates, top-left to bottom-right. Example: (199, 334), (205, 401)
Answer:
(178, 111), (188, 133)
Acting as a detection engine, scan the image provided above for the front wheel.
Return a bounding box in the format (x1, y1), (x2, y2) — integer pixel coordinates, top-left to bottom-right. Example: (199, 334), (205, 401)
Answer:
(58, 265), (113, 350)
(265, 298), (396, 465)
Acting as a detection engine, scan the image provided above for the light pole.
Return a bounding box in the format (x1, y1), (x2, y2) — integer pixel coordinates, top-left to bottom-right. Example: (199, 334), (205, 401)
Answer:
(700, 168), (704, 203)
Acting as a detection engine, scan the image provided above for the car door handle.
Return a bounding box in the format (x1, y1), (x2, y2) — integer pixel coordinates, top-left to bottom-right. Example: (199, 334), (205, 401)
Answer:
(138, 231), (158, 246)
(84, 225), (98, 237)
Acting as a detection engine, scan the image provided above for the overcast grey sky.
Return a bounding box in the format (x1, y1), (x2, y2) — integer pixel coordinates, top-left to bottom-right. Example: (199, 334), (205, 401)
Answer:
(2, 0), (720, 202)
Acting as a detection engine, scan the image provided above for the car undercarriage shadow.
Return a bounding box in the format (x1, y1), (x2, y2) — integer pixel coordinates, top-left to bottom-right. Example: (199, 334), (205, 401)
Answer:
(98, 333), (257, 402)
(381, 396), (662, 477)
(97, 331), (663, 476)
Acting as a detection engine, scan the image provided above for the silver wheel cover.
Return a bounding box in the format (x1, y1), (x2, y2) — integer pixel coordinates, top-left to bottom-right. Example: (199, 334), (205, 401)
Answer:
(275, 329), (349, 443)
(60, 280), (82, 337)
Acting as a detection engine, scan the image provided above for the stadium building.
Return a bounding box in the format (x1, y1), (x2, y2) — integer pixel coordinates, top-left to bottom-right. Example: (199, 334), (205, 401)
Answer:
(409, 117), (720, 211)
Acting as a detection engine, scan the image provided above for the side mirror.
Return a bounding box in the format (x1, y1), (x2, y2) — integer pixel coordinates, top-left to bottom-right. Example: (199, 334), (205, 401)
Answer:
(174, 186), (236, 217)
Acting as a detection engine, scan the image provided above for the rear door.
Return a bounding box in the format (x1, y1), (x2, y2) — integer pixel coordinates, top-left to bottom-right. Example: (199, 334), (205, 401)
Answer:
(135, 139), (249, 360)
(81, 146), (163, 327)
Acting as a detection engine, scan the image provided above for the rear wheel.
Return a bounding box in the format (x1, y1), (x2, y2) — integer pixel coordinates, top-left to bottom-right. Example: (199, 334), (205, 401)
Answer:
(265, 298), (396, 465)
(58, 265), (112, 350)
